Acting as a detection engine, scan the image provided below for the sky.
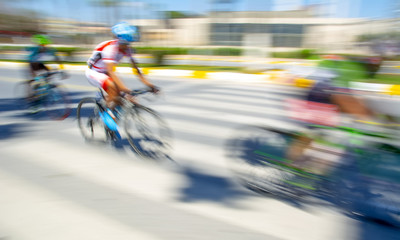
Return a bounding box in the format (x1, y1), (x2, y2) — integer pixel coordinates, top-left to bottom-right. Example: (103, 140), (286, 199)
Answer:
(3, 0), (398, 24)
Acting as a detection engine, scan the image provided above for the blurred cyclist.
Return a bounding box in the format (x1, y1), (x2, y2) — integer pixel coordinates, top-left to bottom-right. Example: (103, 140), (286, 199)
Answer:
(287, 55), (384, 174)
(304, 55), (375, 122)
(26, 34), (65, 113)
(86, 22), (159, 111)
(27, 34), (64, 79)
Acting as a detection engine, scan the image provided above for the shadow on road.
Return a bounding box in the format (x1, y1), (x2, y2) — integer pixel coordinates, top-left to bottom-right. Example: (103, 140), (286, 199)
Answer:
(177, 166), (253, 207)
(353, 218), (400, 240)
(0, 90), (92, 141)
(0, 90), (91, 120)
(0, 122), (32, 140)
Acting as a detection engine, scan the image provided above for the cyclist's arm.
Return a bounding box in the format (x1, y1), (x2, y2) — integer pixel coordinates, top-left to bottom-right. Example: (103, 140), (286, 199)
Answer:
(129, 56), (155, 89)
(49, 48), (64, 70)
(104, 61), (131, 93)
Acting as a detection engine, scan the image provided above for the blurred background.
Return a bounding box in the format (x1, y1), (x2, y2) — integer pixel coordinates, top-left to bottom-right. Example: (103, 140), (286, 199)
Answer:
(1, 0), (400, 61)
(1, 1), (400, 239)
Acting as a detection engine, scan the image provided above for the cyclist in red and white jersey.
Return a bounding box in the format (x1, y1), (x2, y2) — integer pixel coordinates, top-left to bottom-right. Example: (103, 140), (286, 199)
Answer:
(86, 22), (158, 108)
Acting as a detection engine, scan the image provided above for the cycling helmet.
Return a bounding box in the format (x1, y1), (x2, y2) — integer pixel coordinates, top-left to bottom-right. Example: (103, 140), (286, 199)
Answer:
(32, 34), (52, 45)
(111, 22), (140, 44)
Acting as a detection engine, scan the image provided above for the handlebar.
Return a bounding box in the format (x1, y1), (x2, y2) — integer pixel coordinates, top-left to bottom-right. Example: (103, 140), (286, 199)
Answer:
(96, 88), (154, 101)
(130, 88), (151, 96)
(129, 86), (160, 96)
(94, 87), (159, 102)
(37, 70), (68, 80)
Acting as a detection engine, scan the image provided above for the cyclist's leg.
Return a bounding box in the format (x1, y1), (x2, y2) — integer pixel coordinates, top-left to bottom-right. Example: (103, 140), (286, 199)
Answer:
(103, 79), (123, 109)
(28, 62), (44, 96)
(30, 62), (49, 78)
(29, 62), (38, 79)
(26, 63), (46, 111)
(86, 69), (120, 124)
(103, 78), (136, 107)
(286, 134), (313, 166)
(331, 93), (374, 121)
(286, 133), (344, 175)
(289, 82), (333, 169)
(86, 69), (118, 106)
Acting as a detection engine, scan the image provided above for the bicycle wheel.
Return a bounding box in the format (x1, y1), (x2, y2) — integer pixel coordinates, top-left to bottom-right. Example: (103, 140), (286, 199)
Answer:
(124, 105), (172, 159)
(226, 125), (320, 199)
(14, 81), (34, 110)
(77, 98), (108, 143)
(334, 146), (400, 228)
(42, 85), (71, 120)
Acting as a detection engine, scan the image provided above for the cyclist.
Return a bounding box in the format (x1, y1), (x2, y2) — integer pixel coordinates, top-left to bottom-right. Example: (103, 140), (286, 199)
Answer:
(287, 55), (380, 174)
(27, 34), (64, 78)
(26, 34), (65, 113)
(85, 22), (159, 113)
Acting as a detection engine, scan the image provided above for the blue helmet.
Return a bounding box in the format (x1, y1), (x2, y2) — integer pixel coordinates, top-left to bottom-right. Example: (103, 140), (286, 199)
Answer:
(111, 22), (140, 44)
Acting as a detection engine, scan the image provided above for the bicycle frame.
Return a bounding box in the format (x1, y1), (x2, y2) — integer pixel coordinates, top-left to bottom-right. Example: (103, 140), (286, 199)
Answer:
(77, 88), (172, 159)
(20, 70), (71, 120)
(32, 71), (62, 100)
(92, 88), (150, 133)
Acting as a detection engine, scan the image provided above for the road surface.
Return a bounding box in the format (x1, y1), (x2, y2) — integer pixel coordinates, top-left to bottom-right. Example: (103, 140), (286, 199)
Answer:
(0, 66), (399, 240)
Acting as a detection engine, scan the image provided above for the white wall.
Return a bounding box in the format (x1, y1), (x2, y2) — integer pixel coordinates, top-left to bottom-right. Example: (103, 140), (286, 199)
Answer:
(128, 15), (399, 54)
(170, 18), (210, 46)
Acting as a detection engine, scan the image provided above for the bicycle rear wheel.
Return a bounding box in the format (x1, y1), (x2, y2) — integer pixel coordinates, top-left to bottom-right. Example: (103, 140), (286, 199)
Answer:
(124, 105), (172, 159)
(77, 98), (108, 143)
(42, 85), (71, 120)
(226, 125), (320, 198)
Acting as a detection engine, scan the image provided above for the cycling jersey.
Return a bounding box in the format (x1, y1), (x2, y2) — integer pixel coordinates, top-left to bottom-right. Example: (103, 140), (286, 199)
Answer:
(86, 40), (134, 90)
(87, 40), (132, 73)
(305, 58), (369, 104)
(316, 58), (368, 89)
(27, 46), (58, 63)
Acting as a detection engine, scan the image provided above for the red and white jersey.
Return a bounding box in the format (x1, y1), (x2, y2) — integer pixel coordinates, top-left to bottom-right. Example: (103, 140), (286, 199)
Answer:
(87, 40), (132, 73)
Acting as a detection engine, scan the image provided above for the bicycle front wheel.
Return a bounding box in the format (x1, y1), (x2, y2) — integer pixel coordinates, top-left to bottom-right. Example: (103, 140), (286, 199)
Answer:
(124, 105), (172, 159)
(226, 125), (320, 198)
(43, 85), (71, 120)
(77, 98), (108, 143)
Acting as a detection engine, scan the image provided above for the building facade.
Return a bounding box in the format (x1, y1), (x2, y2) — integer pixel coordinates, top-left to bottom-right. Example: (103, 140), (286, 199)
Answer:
(129, 9), (399, 55)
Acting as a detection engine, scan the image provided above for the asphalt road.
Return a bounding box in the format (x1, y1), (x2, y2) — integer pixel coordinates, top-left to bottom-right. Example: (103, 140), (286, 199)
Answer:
(0, 66), (399, 240)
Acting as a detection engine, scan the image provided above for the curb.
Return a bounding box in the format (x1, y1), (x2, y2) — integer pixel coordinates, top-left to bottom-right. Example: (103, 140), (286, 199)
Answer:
(120, 66), (400, 96)
(1, 61), (399, 95)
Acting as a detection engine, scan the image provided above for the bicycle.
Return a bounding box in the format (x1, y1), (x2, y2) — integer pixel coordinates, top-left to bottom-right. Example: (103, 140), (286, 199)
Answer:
(76, 88), (172, 159)
(226, 123), (400, 227)
(14, 70), (70, 120)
